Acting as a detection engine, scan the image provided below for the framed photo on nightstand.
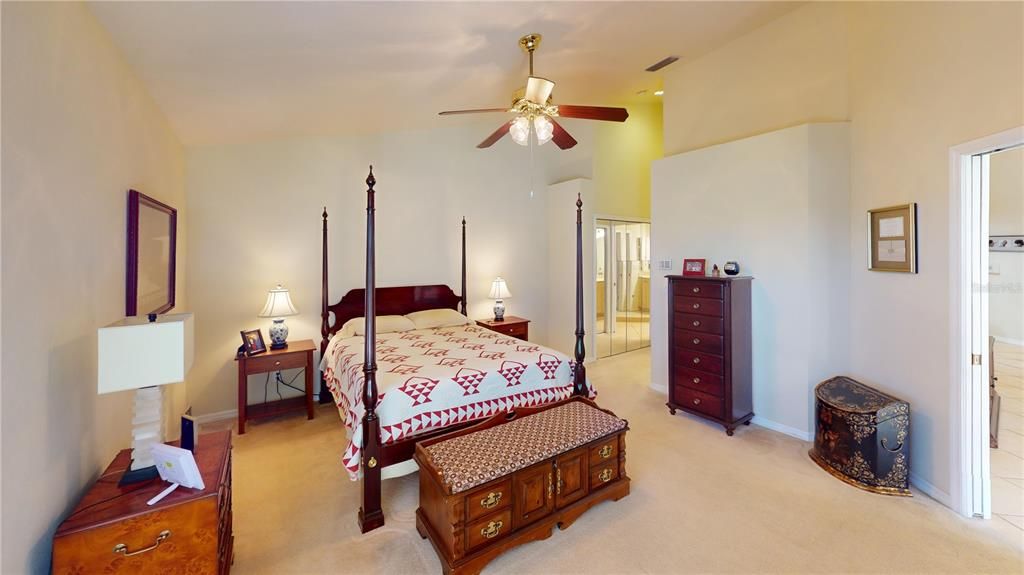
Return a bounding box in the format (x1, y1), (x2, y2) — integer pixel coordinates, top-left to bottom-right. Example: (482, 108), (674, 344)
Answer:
(240, 329), (267, 356)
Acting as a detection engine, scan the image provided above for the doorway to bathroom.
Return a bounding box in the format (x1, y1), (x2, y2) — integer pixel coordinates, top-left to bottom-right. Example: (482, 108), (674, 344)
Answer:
(595, 219), (651, 358)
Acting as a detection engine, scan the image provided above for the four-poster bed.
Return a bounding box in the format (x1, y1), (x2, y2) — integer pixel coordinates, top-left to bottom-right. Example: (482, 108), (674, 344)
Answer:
(319, 167), (591, 533)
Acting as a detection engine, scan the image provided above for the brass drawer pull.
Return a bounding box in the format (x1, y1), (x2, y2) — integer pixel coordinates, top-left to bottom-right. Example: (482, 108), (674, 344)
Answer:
(692, 320), (701, 327)
(598, 468), (613, 483)
(547, 473), (553, 499)
(556, 468), (563, 494)
(692, 338), (701, 345)
(692, 287), (700, 293)
(113, 530), (171, 557)
(692, 357), (701, 364)
(598, 444), (613, 459)
(274, 361), (281, 366)
(692, 377), (701, 384)
(480, 491), (502, 509)
(692, 398), (702, 406)
(481, 520), (504, 539)
(692, 303), (700, 310)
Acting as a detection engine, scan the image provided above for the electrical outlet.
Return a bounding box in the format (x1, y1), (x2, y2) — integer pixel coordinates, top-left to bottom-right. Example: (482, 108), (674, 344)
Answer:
(658, 259), (673, 272)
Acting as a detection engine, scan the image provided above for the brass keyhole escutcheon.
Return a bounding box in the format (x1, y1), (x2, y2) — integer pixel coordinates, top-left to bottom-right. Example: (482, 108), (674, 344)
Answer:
(599, 444), (613, 459)
(599, 468), (613, 483)
(480, 491), (502, 509)
(481, 520), (504, 539)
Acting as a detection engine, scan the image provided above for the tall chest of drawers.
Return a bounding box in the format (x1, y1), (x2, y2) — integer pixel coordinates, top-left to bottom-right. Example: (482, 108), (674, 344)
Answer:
(666, 275), (754, 435)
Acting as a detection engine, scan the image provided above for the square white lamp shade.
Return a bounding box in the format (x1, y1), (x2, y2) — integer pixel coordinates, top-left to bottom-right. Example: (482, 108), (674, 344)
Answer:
(258, 284), (299, 318)
(97, 312), (193, 471)
(488, 277), (512, 300)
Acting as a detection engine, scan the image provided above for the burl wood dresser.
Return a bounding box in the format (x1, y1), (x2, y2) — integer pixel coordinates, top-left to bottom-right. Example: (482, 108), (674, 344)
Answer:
(52, 430), (233, 574)
(414, 398), (629, 575)
(666, 275), (754, 435)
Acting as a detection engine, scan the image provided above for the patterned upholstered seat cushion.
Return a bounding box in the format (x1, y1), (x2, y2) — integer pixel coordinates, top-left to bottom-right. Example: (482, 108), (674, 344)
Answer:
(422, 400), (626, 494)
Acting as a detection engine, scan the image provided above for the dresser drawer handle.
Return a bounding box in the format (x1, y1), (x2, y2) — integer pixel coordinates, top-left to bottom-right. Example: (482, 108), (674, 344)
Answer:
(480, 491), (502, 509)
(481, 520), (504, 539)
(692, 338), (701, 345)
(113, 530), (171, 557)
(692, 377), (701, 384)
(692, 357), (701, 365)
(598, 444), (613, 459)
(691, 287), (700, 293)
(692, 303), (700, 310)
(692, 320), (701, 327)
(598, 468), (614, 483)
(692, 398), (702, 406)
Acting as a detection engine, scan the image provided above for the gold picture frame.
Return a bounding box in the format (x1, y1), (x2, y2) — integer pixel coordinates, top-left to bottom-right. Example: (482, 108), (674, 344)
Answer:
(868, 203), (917, 273)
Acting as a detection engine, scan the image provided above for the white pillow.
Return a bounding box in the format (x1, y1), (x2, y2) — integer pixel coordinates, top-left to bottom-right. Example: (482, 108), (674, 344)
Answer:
(405, 308), (473, 330)
(338, 315), (416, 338)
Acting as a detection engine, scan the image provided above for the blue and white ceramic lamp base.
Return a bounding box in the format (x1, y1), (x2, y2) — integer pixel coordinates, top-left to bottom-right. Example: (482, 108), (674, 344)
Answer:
(269, 318), (289, 349)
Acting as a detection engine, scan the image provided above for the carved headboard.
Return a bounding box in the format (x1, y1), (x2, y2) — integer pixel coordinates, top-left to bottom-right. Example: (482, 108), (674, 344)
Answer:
(323, 284), (462, 342)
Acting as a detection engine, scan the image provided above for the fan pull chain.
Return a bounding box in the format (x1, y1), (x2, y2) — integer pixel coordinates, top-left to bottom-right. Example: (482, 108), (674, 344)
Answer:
(529, 136), (536, 199)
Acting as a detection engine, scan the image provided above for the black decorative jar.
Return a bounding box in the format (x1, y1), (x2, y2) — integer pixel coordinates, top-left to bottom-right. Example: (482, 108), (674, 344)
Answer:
(809, 376), (911, 496)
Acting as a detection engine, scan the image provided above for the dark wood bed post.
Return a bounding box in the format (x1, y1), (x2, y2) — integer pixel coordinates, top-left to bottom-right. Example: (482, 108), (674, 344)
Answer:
(460, 216), (468, 315)
(358, 166), (385, 533)
(573, 193), (589, 396)
(319, 207), (332, 404)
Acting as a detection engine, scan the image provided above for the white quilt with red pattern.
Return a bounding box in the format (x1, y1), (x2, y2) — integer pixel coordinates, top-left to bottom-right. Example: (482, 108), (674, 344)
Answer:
(321, 323), (591, 479)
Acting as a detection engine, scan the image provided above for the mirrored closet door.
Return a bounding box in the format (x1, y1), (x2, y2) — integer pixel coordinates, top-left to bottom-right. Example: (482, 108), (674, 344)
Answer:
(595, 219), (650, 358)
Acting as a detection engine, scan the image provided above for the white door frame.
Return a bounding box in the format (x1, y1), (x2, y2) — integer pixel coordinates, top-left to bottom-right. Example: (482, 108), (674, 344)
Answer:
(948, 126), (1023, 518)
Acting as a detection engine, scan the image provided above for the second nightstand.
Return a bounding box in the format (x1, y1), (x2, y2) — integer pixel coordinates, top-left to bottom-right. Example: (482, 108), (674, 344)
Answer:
(476, 316), (530, 341)
(235, 339), (315, 434)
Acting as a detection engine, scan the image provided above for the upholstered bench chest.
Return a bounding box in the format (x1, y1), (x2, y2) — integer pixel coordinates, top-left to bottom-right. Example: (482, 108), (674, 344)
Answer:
(413, 397), (630, 575)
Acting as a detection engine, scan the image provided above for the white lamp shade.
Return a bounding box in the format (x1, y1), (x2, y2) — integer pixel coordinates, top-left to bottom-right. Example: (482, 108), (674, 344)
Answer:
(258, 284), (299, 318)
(97, 313), (194, 394)
(488, 277), (512, 299)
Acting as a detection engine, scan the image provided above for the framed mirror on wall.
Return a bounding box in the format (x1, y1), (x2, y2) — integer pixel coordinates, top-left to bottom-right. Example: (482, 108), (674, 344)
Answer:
(126, 189), (177, 316)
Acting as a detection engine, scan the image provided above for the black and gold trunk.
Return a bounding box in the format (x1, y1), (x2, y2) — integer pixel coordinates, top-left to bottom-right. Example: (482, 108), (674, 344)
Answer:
(809, 376), (911, 496)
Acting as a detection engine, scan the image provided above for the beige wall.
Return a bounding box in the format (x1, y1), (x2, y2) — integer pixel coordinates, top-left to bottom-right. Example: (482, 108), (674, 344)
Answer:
(989, 147), (1024, 343)
(1, 3), (186, 573)
(592, 102), (662, 219)
(660, 1), (1023, 499)
(184, 126), (595, 416)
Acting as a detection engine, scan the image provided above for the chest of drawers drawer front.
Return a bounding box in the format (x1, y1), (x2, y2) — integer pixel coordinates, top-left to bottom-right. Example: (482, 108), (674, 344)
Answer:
(675, 313), (723, 335)
(676, 386), (724, 419)
(675, 280), (724, 299)
(674, 329), (724, 354)
(674, 296), (724, 317)
(246, 352), (306, 374)
(588, 434), (620, 467)
(673, 367), (724, 397)
(465, 508), (513, 552)
(464, 478), (512, 523)
(674, 349), (724, 375)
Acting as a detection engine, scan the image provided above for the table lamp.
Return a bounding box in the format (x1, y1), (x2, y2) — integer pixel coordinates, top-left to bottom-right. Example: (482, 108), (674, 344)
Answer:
(488, 277), (512, 321)
(97, 312), (194, 484)
(258, 284), (299, 349)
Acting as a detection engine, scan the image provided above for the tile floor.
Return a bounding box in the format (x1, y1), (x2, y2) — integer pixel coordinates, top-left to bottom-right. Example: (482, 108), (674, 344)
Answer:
(992, 340), (1024, 531)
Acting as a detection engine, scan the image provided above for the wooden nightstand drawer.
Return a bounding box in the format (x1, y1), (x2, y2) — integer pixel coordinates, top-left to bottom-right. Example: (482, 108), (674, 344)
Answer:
(475, 317), (530, 341)
(245, 351), (306, 374)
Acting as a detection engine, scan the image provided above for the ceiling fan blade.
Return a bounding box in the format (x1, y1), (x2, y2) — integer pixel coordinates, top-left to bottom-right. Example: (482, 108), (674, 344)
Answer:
(556, 105), (629, 122)
(550, 119), (578, 150)
(439, 108), (510, 116)
(525, 76), (555, 104)
(477, 121), (511, 148)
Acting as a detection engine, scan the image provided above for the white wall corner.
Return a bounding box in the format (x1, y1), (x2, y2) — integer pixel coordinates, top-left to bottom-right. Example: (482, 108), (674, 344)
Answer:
(909, 471), (953, 508)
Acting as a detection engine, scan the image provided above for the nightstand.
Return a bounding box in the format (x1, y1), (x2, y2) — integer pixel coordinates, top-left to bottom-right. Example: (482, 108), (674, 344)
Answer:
(235, 339), (315, 434)
(476, 316), (530, 341)
(52, 431), (233, 574)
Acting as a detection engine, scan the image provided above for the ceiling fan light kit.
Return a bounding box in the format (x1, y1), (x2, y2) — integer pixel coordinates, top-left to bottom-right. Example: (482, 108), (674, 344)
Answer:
(439, 33), (629, 151)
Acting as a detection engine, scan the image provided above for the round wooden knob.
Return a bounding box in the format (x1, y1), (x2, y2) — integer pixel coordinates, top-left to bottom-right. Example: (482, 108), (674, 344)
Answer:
(692, 398), (701, 405)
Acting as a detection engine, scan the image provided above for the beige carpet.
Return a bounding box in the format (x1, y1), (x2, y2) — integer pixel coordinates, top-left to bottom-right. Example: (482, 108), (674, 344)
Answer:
(214, 349), (1024, 574)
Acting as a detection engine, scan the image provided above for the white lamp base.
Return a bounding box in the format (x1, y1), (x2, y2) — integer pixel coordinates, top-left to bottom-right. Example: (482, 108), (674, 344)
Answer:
(130, 386), (164, 471)
(493, 299), (506, 321)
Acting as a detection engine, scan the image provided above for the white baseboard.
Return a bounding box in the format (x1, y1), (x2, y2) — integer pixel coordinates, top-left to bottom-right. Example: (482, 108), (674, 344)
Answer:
(751, 416), (812, 442)
(992, 335), (1024, 347)
(909, 471), (952, 507)
(649, 381), (668, 394)
(193, 409), (238, 425)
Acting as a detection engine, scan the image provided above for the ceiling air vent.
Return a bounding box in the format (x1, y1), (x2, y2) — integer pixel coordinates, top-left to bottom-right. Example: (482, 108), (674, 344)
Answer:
(645, 56), (679, 72)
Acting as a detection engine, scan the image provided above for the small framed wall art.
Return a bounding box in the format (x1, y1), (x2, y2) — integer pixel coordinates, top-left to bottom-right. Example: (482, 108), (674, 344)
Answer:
(682, 258), (706, 277)
(868, 203), (918, 273)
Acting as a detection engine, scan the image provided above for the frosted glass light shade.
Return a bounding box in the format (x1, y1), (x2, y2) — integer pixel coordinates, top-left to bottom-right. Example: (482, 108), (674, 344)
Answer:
(488, 277), (512, 299)
(510, 116), (530, 146)
(534, 116), (554, 145)
(97, 313), (194, 394)
(258, 284), (298, 318)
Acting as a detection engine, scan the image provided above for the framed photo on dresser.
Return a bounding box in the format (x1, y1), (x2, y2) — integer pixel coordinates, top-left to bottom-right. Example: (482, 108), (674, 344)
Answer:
(868, 203), (917, 273)
(682, 258), (706, 277)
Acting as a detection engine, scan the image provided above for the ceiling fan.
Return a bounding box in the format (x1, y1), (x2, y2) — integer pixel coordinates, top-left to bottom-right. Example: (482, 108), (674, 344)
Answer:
(439, 34), (629, 150)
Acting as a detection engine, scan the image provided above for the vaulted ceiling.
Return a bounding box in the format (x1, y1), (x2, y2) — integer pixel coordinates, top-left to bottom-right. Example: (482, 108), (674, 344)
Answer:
(89, 1), (801, 145)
